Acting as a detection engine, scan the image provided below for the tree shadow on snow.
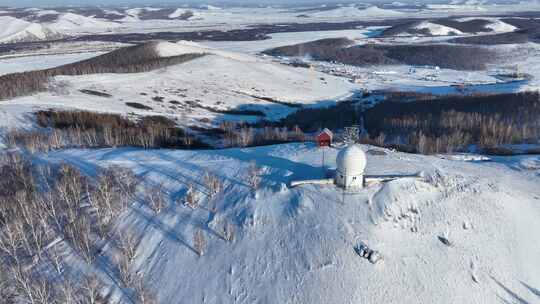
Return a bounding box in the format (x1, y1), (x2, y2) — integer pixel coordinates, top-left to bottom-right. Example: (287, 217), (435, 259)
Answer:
(491, 276), (540, 304)
(130, 205), (199, 255)
(521, 281), (540, 298)
(210, 147), (325, 184)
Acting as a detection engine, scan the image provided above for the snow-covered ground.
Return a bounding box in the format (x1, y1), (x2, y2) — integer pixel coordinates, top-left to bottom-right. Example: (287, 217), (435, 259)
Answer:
(34, 142), (540, 304)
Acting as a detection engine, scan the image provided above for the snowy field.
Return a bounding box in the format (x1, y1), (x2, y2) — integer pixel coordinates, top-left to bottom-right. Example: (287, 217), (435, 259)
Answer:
(35, 143), (540, 304)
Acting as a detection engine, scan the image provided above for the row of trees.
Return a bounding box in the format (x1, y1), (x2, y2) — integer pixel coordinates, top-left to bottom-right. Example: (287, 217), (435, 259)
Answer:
(6, 111), (207, 152)
(220, 121), (307, 147)
(363, 91), (540, 154)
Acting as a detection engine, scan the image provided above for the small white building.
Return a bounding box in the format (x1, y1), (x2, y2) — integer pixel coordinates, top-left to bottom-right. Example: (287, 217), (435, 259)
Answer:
(335, 144), (367, 189)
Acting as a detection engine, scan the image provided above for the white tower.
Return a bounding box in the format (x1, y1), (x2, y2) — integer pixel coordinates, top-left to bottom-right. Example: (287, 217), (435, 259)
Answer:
(335, 144), (367, 189)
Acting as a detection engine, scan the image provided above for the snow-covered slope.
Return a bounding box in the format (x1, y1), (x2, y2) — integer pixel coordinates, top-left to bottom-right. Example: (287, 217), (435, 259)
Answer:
(40, 143), (540, 304)
(168, 8), (196, 19)
(413, 21), (463, 36)
(2, 41), (356, 129)
(484, 19), (516, 33)
(0, 16), (61, 43)
(46, 13), (120, 34)
(457, 17), (517, 33)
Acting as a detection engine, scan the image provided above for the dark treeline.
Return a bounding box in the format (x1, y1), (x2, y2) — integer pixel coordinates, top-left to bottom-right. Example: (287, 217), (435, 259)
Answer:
(218, 121), (306, 148)
(363, 91), (540, 154)
(271, 100), (363, 133)
(0, 42), (205, 100)
(451, 26), (540, 45)
(432, 19), (493, 33)
(6, 110), (209, 152)
(381, 19), (493, 37)
(264, 38), (496, 70)
(255, 91), (540, 154)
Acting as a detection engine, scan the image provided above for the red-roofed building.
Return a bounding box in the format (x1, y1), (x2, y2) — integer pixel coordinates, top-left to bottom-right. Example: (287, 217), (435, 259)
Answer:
(316, 128), (333, 147)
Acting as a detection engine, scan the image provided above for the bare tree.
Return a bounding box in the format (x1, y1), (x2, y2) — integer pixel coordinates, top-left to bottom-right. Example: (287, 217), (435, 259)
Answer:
(238, 126), (254, 147)
(81, 275), (106, 304)
(65, 215), (95, 264)
(222, 221), (235, 243)
(247, 161), (262, 190)
(203, 172), (222, 198)
(114, 231), (138, 287)
(0, 264), (15, 304)
(114, 251), (134, 288)
(374, 132), (386, 147)
(193, 229), (206, 257)
(58, 279), (79, 304)
(29, 279), (55, 304)
(184, 184), (199, 209)
(133, 275), (157, 304)
(10, 264), (36, 304)
(0, 221), (24, 265)
(146, 184), (167, 214)
(117, 232), (138, 263)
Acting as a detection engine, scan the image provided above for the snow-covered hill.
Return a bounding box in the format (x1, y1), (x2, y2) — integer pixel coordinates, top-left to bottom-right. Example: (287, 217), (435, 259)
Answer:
(411, 21), (463, 36)
(39, 142), (540, 304)
(1, 41), (356, 130)
(0, 16), (61, 43)
(456, 17), (517, 33)
(46, 13), (121, 34)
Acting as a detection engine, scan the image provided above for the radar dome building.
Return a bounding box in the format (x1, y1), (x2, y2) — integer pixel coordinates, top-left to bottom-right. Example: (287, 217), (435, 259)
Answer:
(289, 143), (422, 189)
(335, 144), (367, 189)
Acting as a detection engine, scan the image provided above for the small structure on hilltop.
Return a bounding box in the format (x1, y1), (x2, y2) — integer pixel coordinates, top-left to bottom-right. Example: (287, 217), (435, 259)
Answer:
(316, 128), (333, 147)
(335, 144), (366, 189)
(290, 144), (424, 189)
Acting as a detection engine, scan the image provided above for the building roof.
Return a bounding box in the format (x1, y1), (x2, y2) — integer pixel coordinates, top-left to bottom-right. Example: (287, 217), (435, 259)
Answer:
(336, 144), (367, 176)
(318, 128), (333, 138)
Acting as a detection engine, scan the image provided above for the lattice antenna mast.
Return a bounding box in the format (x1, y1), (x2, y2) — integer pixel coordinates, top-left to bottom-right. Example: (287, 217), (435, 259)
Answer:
(343, 126), (360, 145)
